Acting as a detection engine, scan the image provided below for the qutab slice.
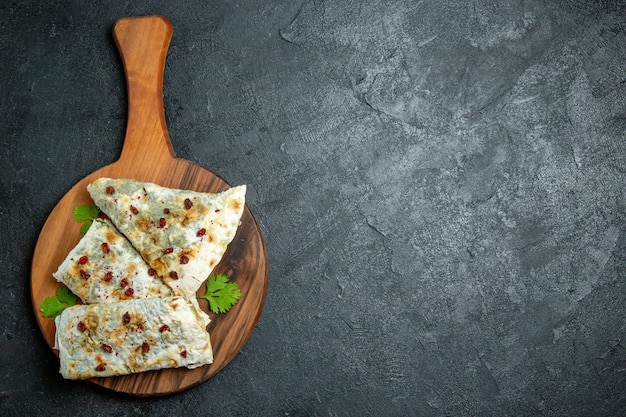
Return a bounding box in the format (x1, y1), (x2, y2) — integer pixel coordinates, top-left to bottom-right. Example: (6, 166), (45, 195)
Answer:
(52, 219), (172, 304)
(54, 296), (213, 379)
(87, 178), (246, 299)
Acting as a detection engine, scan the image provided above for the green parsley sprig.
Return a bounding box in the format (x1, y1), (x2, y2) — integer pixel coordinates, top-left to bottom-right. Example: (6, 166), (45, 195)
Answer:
(73, 204), (100, 233)
(198, 274), (241, 314)
(40, 287), (78, 318)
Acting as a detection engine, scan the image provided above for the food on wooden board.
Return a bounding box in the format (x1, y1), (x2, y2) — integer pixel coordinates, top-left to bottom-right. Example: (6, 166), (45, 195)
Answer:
(44, 178), (245, 380)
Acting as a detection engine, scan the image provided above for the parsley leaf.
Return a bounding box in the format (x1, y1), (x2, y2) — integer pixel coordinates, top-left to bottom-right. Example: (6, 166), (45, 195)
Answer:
(73, 205), (94, 222)
(79, 222), (92, 234)
(73, 204), (100, 233)
(56, 287), (78, 306)
(198, 274), (241, 314)
(40, 297), (66, 318)
(40, 287), (78, 318)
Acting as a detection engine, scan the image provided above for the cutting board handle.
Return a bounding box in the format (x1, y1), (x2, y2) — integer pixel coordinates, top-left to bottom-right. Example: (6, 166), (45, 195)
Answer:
(113, 15), (176, 166)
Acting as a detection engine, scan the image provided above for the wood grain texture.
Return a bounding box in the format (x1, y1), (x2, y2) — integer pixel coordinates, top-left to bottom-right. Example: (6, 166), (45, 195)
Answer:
(30, 15), (268, 396)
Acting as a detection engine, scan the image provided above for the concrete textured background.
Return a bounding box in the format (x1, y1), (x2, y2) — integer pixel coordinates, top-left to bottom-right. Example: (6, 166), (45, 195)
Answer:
(1, 1), (625, 416)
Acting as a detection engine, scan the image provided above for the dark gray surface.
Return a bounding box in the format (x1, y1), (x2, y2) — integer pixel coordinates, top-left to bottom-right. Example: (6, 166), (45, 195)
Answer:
(2, 0), (625, 415)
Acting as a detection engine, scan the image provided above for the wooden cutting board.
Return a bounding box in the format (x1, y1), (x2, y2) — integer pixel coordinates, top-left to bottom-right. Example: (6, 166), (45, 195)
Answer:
(30, 15), (268, 396)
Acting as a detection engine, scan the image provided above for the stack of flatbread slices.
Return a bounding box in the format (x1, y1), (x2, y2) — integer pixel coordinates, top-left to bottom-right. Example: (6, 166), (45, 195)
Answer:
(51, 177), (246, 380)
